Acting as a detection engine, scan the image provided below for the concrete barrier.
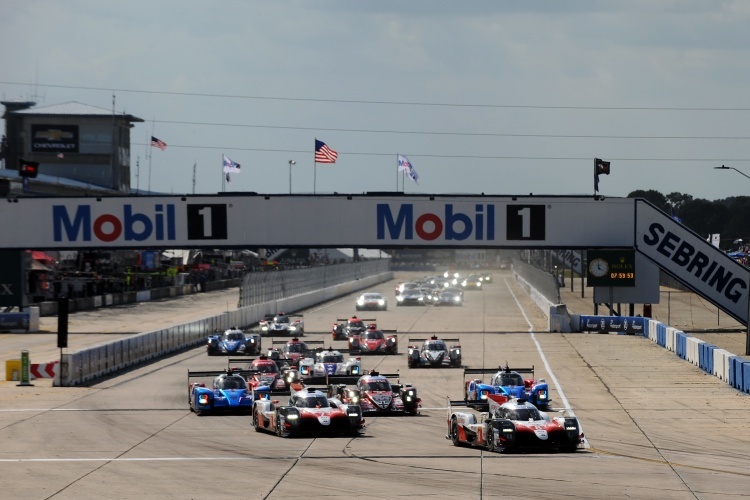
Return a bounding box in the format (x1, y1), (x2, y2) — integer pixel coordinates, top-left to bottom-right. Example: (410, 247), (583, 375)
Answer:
(58, 271), (392, 386)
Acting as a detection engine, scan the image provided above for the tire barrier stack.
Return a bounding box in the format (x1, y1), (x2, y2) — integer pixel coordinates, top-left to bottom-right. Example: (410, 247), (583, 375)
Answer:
(58, 269), (392, 386)
(646, 321), (750, 394)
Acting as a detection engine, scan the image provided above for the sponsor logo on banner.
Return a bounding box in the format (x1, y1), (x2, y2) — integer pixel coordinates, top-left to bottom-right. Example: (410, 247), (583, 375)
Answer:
(53, 204), (176, 243)
(580, 316), (645, 334)
(376, 203), (495, 241)
(636, 200), (750, 323)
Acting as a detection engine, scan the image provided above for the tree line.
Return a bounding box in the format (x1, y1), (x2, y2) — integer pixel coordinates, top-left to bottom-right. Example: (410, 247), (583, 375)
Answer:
(627, 190), (750, 249)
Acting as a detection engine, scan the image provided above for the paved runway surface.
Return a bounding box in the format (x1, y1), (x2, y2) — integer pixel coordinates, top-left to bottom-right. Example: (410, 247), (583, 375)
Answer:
(1, 271), (750, 499)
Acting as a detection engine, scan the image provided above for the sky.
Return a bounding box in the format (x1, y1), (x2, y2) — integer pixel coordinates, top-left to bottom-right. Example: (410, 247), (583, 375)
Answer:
(2, 0), (750, 201)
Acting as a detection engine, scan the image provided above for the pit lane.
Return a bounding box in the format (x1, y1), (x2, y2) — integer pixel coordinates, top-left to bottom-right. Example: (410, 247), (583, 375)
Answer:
(1, 271), (749, 499)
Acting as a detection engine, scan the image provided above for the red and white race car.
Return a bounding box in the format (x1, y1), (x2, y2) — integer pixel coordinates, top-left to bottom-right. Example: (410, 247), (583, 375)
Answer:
(252, 383), (365, 438)
(447, 394), (587, 453)
(329, 371), (419, 416)
(348, 324), (398, 355)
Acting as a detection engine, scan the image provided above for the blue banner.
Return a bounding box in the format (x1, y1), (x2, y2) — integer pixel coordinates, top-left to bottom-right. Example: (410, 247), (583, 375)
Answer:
(0, 313), (30, 331)
(579, 315), (645, 335)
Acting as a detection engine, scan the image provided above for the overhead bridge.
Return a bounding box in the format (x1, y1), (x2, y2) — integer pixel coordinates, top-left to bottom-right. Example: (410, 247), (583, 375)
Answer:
(1, 193), (747, 325)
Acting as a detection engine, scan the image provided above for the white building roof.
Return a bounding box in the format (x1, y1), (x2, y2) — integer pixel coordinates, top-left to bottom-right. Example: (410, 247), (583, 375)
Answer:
(12, 101), (143, 122)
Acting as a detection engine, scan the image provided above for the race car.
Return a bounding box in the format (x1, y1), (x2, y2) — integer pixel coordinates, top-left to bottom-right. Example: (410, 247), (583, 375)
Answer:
(331, 316), (374, 341)
(259, 312), (304, 336)
(206, 327), (261, 356)
(447, 394), (586, 453)
(297, 347), (362, 381)
(461, 274), (483, 290)
(252, 383), (365, 438)
(396, 288), (427, 306)
(464, 365), (551, 410)
(227, 356), (300, 392)
(348, 324), (398, 355)
(435, 288), (463, 306)
(188, 368), (268, 415)
(328, 371), (420, 416)
(355, 292), (388, 311)
(271, 337), (324, 366)
(407, 336), (461, 368)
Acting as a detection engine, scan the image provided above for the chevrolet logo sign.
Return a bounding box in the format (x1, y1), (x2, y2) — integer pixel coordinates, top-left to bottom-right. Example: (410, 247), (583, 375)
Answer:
(35, 129), (74, 141)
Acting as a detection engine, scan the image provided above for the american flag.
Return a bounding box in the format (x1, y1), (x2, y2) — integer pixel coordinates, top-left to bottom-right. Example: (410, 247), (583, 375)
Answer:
(314, 139), (338, 163)
(151, 136), (167, 151)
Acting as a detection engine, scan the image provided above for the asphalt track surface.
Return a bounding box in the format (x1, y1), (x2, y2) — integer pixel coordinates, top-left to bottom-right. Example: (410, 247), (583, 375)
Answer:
(2, 271), (750, 499)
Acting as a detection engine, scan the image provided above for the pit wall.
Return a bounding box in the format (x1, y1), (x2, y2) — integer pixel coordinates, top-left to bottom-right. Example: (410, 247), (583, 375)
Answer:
(58, 271), (392, 386)
(645, 320), (750, 394)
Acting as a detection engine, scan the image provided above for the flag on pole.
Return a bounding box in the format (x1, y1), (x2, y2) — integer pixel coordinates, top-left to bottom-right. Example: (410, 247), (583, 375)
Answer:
(594, 158), (610, 192)
(398, 154), (419, 184)
(314, 139), (338, 163)
(223, 154), (241, 184)
(151, 136), (167, 151)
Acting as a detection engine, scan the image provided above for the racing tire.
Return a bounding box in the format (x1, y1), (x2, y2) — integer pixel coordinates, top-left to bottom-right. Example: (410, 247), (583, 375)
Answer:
(450, 418), (462, 447)
(253, 409), (263, 432)
(486, 428), (496, 453)
(275, 412), (285, 438)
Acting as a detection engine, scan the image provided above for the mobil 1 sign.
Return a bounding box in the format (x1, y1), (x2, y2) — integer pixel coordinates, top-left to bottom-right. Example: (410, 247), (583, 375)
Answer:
(0, 195), (636, 249)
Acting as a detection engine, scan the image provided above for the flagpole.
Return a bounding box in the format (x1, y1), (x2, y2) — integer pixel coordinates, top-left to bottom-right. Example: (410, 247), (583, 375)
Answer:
(395, 154), (398, 191)
(192, 160), (196, 195)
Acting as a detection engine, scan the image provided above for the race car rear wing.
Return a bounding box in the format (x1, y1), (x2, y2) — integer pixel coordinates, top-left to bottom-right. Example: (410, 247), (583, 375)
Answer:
(464, 365), (535, 377)
(188, 368), (257, 380)
(271, 339), (324, 346)
(409, 338), (461, 343)
(336, 317), (377, 322)
(447, 398), (489, 412)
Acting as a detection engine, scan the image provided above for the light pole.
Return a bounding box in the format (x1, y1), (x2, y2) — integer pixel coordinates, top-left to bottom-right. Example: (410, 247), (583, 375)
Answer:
(714, 164), (750, 355)
(288, 160), (296, 194)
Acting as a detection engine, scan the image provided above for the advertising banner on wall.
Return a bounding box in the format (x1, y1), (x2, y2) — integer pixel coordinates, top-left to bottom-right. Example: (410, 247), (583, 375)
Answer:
(0, 195), (637, 250)
(31, 125), (79, 153)
(578, 315), (645, 335)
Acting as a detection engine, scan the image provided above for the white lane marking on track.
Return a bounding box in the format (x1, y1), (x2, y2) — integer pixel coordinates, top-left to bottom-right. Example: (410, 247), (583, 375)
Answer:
(503, 278), (572, 412)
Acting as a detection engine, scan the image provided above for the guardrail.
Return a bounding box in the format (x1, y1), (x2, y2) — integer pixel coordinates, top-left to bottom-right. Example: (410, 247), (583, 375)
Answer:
(59, 270), (392, 386)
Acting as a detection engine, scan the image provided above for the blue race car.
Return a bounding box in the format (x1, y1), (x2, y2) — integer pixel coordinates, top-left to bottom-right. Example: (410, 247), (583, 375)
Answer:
(188, 368), (272, 415)
(206, 327), (262, 356)
(463, 365), (551, 410)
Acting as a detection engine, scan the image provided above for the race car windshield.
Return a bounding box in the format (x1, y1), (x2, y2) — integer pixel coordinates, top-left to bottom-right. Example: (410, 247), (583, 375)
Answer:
(349, 321), (365, 329)
(496, 373), (524, 386)
(275, 316), (289, 323)
(296, 395), (329, 408)
(224, 332), (244, 341)
(362, 380), (391, 392)
(507, 407), (542, 421)
(254, 363), (278, 373)
(363, 331), (384, 340)
(363, 294), (381, 300)
(285, 343), (306, 353)
(320, 353), (343, 363)
(218, 377), (246, 390)
(425, 341), (447, 351)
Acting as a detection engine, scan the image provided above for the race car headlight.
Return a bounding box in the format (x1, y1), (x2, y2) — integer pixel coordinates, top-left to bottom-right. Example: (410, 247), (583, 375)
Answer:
(537, 389), (547, 400)
(566, 426), (577, 431)
(249, 338), (255, 343)
(405, 396), (412, 402)
(387, 338), (395, 345)
(455, 349), (461, 355)
(461, 281), (467, 286)
(198, 394), (209, 404)
(289, 326), (297, 331)
(397, 296), (404, 302)
(476, 283), (481, 287)
(348, 412), (360, 417)
(351, 366), (360, 375)
(454, 297), (461, 302)
(503, 428), (514, 433)
(300, 366), (310, 375)
(479, 390), (489, 400)
(261, 326), (268, 331)
(378, 300), (385, 306)
(418, 297), (424, 301)
(286, 414), (299, 421)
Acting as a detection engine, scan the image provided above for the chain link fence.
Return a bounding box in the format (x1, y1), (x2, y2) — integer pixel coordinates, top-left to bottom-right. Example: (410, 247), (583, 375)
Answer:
(238, 260), (391, 308)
